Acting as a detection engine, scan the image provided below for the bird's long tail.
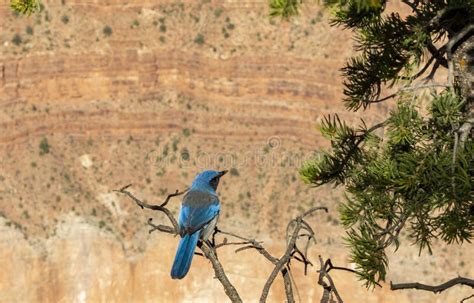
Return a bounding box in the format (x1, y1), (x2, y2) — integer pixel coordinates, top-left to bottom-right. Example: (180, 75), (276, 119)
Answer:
(170, 231), (200, 279)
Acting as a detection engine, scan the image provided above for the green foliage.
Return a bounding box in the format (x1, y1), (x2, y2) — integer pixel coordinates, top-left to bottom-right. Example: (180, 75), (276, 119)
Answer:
(172, 137), (179, 152)
(180, 148), (190, 161)
(182, 128), (191, 137)
(386, 101), (423, 147)
(22, 210), (30, 219)
(222, 28), (230, 38)
(10, 0), (40, 15)
(194, 33), (205, 45)
(326, 0), (384, 28)
(132, 19), (139, 28)
(214, 7), (223, 18)
(25, 26), (33, 35)
(300, 115), (370, 186)
(61, 15), (69, 24)
(431, 90), (464, 133)
(302, 89), (473, 287)
(103, 25), (113, 37)
(11, 34), (22, 46)
(39, 137), (50, 155)
(269, 0), (301, 18)
(270, 0), (383, 19)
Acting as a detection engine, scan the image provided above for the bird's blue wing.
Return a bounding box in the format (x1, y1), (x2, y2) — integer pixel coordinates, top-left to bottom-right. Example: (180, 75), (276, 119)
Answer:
(178, 190), (220, 235)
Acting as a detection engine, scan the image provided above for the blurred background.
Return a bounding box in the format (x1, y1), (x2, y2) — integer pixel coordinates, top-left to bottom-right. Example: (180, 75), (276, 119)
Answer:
(0, 0), (472, 302)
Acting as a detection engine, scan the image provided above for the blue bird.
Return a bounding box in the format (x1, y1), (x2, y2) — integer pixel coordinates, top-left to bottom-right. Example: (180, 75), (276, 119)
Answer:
(171, 169), (228, 279)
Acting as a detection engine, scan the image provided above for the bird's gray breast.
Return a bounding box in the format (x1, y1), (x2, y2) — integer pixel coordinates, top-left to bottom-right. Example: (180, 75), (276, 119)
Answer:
(182, 190), (219, 207)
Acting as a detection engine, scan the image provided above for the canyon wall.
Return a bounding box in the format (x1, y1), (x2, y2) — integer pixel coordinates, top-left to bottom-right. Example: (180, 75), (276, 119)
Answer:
(0, 1), (472, 302)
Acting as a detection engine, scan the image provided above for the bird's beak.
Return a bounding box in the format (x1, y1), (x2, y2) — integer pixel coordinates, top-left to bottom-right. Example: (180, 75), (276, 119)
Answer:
(218, 170), (228, 177)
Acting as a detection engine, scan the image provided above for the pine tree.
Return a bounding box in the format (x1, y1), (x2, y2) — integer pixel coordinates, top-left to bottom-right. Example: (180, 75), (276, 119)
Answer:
(270, 0), (474, 287)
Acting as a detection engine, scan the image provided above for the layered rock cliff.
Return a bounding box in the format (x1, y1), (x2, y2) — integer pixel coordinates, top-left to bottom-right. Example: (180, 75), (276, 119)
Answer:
(0, 1), (472, 302)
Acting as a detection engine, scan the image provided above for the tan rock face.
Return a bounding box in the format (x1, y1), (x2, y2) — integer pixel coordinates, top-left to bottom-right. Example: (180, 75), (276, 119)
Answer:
(0, 1), (472, 302)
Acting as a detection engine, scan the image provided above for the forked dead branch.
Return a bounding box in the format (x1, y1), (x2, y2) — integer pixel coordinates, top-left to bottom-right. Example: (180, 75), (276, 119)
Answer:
(115, 184), (354, 303)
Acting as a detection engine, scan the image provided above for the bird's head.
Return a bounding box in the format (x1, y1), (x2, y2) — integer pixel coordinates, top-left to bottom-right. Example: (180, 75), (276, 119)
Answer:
(191, 170), (228, 193)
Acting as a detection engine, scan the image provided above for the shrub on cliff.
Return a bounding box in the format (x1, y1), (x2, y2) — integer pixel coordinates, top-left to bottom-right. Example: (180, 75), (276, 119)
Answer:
(103, 25), (113, 37)
(11, 34), (22, 46)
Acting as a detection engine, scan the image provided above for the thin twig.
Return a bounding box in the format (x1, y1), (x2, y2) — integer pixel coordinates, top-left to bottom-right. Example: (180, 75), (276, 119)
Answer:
(372, 81), (449, 104)
(217, 229), (278, 263)
(399, 82), (450, 92)
(326, 259), (357, 275)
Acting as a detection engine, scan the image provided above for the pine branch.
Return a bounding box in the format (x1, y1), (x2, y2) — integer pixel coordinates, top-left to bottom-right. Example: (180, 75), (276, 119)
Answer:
(401, 0), (418, 12)
(323, 119), (387, 181)
(426, 42), (448, 68)
(391, 277), (474, 293)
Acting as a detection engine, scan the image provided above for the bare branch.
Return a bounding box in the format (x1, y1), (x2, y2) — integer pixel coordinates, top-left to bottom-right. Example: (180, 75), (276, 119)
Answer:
(405, 54), (436, 80)
(391, 277), (474, 293)
(259, 207), (328, 303)
(372, 81), (450, 105)
(216, 228), (278, 264)
(371, 92), (398, 103)
(461, 294), (474, 303)
(423, 59), (443, 82)
(260, 218), (300, 302)
(326, 259), (357, 275)
(147, 218), (175, 234)
(114, 185), (187, 232)
(426, 41), (448, 68)
(200, 243), (243, 303)
(317, 256), (359, 303)
(318, 257), (343, 303)
(282, 267), (295, 303)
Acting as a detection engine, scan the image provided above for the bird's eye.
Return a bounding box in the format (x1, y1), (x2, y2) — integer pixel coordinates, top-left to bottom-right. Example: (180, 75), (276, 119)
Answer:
(209, 177), (219, 190)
